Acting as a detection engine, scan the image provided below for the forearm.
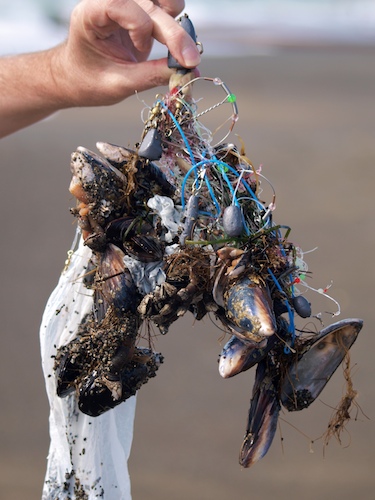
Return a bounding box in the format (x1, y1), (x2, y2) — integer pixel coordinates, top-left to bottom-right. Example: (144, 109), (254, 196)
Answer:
(0, 0), (201, 139)
(0, 48), (67, 138)
(0, 47), (71, 138)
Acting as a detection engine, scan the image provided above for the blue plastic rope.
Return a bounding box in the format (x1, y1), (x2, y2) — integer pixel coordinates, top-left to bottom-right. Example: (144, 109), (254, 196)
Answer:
(267, 268), (295, 353)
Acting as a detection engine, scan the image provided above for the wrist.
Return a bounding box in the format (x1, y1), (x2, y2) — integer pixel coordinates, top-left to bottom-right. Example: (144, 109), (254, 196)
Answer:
(48, 43), (80, 109)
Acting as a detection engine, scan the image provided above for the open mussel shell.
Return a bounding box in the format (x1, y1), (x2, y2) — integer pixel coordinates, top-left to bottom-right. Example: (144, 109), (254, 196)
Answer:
(280, 318), (363, 411)
(239, 359), (280, 468)
(223, 276), (277, 342)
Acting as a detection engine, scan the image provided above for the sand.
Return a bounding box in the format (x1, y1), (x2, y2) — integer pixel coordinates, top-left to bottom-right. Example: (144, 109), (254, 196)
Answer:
(1, 46), (374, 500)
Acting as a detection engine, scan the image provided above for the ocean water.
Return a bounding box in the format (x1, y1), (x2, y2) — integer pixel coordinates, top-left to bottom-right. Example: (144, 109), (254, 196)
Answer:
(1, 0), (375, 55)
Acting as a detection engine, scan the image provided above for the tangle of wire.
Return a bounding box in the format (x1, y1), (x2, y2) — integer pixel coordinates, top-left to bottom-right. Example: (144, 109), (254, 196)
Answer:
(165, 80), (299, 328)
(154, 77), (340, 345)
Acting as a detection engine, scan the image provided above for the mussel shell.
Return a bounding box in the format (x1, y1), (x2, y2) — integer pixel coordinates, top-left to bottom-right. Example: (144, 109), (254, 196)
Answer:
(78, 351), (163, 417)
(223, 276), (276, 342)
(143, 161), (176, 198)
(95, 244), (140, 317)
(70, 148), (124, 202)
(55, 348), (83, 398)
(218, 335), (274, 378)
(69, 147), (126, 231)
(280, 318), (363, 411)
(78, 367), (145, 417)
(239, 359), (280, 468)
(96, 141), (133, 164)
(105, 216), (139, 245)
(96, 142), (175, 197)
(106, 217), (164, 262)
(124, 235), (165, 263)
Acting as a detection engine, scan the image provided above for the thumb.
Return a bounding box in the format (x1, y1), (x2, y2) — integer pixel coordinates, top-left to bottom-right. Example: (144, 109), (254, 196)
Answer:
(123, 58), (174, 94)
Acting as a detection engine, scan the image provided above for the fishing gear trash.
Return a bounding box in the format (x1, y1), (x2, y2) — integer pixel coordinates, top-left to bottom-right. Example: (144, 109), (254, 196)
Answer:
(41, 14), (363, 498)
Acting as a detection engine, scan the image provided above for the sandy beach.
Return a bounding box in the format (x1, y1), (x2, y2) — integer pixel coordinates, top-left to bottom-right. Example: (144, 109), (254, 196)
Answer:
(1, 46), (374, 499)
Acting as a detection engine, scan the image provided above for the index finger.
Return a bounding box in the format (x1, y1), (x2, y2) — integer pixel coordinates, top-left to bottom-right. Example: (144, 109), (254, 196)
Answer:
(152, 0), (185, 18)
(138, 0), (201, 67)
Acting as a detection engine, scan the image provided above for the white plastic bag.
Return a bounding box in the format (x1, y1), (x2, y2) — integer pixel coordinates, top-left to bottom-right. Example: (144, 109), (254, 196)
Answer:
(40, 235), (135, 499)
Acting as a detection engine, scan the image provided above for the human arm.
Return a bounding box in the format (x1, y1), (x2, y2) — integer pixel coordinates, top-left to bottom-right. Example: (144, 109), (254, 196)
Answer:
(0, 0), (201, 138)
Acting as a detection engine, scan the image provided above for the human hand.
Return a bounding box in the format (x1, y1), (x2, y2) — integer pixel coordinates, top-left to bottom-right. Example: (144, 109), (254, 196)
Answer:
(53, 0), (201, 107)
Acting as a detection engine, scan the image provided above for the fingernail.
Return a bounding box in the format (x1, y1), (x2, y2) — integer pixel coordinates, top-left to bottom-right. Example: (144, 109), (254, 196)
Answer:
(182, 44), (201, 68)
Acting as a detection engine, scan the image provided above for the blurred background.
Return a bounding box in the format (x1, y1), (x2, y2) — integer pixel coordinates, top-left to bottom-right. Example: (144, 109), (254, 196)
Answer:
(1, 1), (374, 499)
(1, 0), (375, 55)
